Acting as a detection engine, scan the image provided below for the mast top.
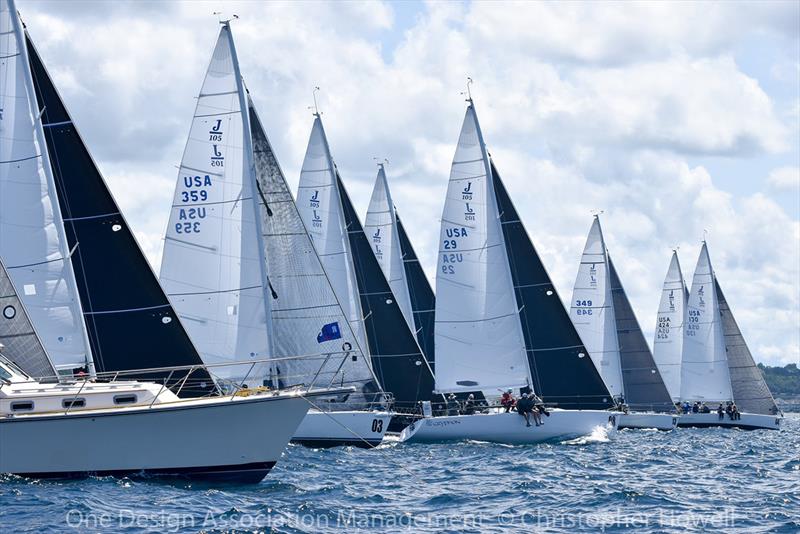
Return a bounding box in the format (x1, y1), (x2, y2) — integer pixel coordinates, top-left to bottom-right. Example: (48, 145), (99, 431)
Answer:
(373, 157), (389, 170)
(309, 86), (322, 117)
(214, 12), (239, 26)
(460, 76), (474, 104)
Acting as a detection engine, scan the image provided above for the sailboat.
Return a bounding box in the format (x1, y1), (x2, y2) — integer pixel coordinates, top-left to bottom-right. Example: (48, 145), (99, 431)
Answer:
(0, 5), (331, 481)
(295, 112), (436, 430)
(653, 251), (687, 403)
(400, 99), (616, 444)
(158, 26), (390, 448)
(571, 216), (676, 430)
(676, 242), (781, 430)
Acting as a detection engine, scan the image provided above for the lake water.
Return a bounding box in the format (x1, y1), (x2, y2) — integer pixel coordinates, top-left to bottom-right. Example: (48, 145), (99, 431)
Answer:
(1, 413), (798, 533)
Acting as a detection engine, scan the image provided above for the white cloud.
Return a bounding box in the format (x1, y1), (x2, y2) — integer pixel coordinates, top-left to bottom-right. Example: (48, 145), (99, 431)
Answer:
(767, 166), (800, 191)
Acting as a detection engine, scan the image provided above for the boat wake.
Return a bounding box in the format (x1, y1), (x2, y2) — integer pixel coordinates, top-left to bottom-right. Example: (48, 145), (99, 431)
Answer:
(561, 425), (611, 445)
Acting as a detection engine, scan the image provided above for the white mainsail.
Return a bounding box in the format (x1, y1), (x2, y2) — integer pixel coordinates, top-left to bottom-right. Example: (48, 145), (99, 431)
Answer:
(364, 165), (415, 333)
(434, 104), (529, 394)
(653, 251), (686, 402)
(0, 0), (91, 372)
(570, 217), (624, 399)
(295, 116), (369, 356)
(160, 24), (270, 383)
(680, 242), (733, 403)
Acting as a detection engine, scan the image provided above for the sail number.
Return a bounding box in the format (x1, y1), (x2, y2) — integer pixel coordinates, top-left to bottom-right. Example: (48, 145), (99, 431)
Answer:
(686, 309), (700, 336)
(575, 300), (593, 315)
(656, 316), (671, 339)
(371, 419), (383, 433)
(175, 175), (212, 234)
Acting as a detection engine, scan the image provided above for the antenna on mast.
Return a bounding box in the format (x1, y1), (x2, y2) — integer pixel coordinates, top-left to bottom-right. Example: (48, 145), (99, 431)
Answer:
(373, 157), (389, 169)
(214, 11), (238, 25)
(591, 209), (604, 219)
(309, 86), (321, 117)
(460, 77), (474, 103)
(702, 229), (708, 243)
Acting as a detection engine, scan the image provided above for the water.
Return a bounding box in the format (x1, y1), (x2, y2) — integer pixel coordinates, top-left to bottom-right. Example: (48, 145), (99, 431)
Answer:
(2, 414), (798, 533)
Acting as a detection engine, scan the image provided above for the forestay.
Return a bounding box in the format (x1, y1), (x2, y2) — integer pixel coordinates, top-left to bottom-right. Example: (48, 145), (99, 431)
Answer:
(434, 104), (529, 394)
(681, 243), (732, 403)
(249, 101), (378, 400)
(0, 1), (91, 372)
(160, 25), (270, 384)
(571, 217), (624, 399)
(653, 252), (686, 402)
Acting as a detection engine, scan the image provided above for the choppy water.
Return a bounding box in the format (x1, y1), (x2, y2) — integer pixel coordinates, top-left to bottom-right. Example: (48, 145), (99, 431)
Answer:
(1, 414), (798, 533)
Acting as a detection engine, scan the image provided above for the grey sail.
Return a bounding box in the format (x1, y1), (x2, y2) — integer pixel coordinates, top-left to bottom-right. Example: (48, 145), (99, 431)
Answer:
(608, 258), (673, 412)
(0, 258), (57, 380)
(716, 279), (779, 415)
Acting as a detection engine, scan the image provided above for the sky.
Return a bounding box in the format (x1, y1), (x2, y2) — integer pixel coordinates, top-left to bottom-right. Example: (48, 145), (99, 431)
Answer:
(19, 0), (800, 367)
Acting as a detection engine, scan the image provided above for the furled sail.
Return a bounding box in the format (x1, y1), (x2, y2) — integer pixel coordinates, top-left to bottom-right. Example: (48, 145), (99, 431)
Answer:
(248, 100), (378, 400)
(25, 23), (214, 395)
(395, 214), (436, 370)
(0, 256), (56, 380)
(337, 170), (435, 408)
(680, 243), (732, 403)
(434, 104), (529, 394)
(0, 0), (91, 373)
(716, 279), (778, 415)
(571, 217), (624, 399)
(608, 258), (673, 412)
(160, 25), (270, 385)
(364, 165), (415, 334)
(653, 251), (686, 402)
(492, 162), (613, 410)
(295, 116), (369, 358)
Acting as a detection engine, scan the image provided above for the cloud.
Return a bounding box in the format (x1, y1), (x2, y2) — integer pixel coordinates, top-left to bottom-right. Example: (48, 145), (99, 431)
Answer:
(767, 166), (800, 191)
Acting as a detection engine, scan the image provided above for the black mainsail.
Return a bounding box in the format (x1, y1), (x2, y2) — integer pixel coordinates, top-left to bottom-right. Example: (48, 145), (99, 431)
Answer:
(25, 34), (214, 396)
(491, 161), (613, 410)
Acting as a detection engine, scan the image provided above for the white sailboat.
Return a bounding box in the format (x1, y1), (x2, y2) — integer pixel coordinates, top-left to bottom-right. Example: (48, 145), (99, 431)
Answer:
(401, 99), (616, 444)
(677, 242), (781, 430)
(0, 4), (322, 482)
(653, 251), (687, 403)
(571, 217), (676, 430)
(159, 27), (389, 448)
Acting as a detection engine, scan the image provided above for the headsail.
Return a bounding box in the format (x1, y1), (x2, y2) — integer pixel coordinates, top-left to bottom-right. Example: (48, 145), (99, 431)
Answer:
(0, 0), (91, 373)
(249, 99), (378, 400)
(25, 21), (214, 395)
(681, 242), (732, 403)
(434, 104), (529, 394)
(653, 251), (686, 402)
(160, 25), (270, 385)
(716, 279), (778, 415)
(608, 258), (673, 412)
(571, 217), (624, 399)
(492, 162), (613, 409)
(0, 256), (56, 380)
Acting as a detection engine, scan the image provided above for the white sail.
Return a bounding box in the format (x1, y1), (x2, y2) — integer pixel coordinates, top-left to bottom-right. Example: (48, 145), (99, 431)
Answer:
(434, 104), (529, 394)
(570, 217), (624, 399)
(0, 0), (91, 372)
(295, 116), (369, 356)
(364, 165), (415, 333)
(160, 25), (270, 383)
(653, 251), (686, 402)
(680, 242), (732, 403)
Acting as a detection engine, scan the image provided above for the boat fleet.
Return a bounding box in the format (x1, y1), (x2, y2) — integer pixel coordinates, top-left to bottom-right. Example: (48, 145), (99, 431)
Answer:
(0, 4), (783, 483)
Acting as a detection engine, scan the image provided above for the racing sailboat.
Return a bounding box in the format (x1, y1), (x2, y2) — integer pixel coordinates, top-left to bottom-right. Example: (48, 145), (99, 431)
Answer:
(571, 216), (676, 430)
(676, 242), (781, 430)
(400, 98), (616, 444)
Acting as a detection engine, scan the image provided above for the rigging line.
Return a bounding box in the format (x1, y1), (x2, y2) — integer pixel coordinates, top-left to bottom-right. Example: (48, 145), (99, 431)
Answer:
(296, 393), (423, 481)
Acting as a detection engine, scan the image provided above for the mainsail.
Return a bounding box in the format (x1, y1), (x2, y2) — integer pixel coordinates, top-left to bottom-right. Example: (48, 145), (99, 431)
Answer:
(681, 243), (733, 403)
(249, 100), (378, 399)
(0, 0), (91, 373)
(0, 256), (56, 380)
(492, 162), (613, 410)
(608, 258), (673, 412)
(434, 104), (529, 394)
(653, 251), (686, 402)
(336, 169), (435, 408)
(716, 280), (778, 415)
(25, 19), (214, 395)
(160, 24), (270, 385)
(571, 217), (624, 399)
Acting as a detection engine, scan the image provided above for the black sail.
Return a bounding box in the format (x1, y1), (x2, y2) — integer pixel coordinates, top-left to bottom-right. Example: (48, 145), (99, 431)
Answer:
(336, 172), (435, 409)
(26, 34), (214, 396)
(608, 258), (674, 412)
(491, 161), (613, 410)
(394, 213), (435, 371)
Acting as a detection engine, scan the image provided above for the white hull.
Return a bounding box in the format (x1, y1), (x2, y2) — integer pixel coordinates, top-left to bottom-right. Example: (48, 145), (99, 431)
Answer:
(399, 409), (617, 445)
(618, 412), (677, 430)
(292, 409), (391, 448)
(0, 393), (311, 483)
(677, 412), (782, 430)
